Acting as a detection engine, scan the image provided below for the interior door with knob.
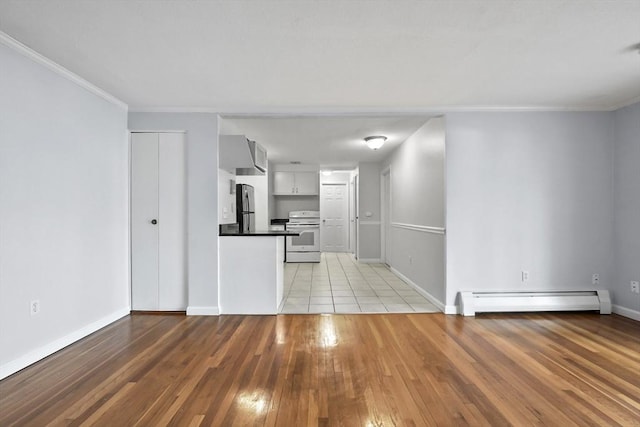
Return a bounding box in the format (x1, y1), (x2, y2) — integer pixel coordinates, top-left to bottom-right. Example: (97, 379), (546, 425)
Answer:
(320, 183), (349, 252)
(131, 132), (187, 311)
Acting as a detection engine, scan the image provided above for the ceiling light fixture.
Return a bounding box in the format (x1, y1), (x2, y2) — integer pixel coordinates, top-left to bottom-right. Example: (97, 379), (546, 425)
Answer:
(321, 170), (333, 176)
(364, 136), (387, 150)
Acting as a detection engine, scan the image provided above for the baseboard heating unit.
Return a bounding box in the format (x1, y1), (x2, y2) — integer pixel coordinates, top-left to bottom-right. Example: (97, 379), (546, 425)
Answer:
(459, 290), (611, 316)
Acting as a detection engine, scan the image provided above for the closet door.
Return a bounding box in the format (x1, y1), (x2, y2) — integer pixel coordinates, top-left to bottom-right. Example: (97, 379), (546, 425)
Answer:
(131, 133), (160, 310)
(131, 132), (187, 311)
(158, 133), (187, 310)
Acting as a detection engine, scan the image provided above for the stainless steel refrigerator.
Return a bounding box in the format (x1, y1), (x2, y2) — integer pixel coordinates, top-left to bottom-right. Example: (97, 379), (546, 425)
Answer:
(236, 183), (255, 233)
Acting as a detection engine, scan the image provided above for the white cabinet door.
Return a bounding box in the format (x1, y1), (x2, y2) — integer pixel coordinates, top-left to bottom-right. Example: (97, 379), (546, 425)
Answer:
(158, 133), (187, 310)
(273, 171), (295, 195)
(295, 172), (318, 195)
(272, 171), (317, 195)
(131, 133), (159, 310)
(131, 132), (187, 311)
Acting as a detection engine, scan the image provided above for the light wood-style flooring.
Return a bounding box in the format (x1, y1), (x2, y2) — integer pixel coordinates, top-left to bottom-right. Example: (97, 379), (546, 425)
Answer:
(1, 313), (639, 426)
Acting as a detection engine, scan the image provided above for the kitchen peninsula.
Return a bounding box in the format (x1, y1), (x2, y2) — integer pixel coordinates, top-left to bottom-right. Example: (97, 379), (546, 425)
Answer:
(219, 224), (299, 314)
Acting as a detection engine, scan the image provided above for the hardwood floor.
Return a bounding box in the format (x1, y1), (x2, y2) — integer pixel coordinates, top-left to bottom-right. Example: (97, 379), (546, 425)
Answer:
(1, 313), (639, 426)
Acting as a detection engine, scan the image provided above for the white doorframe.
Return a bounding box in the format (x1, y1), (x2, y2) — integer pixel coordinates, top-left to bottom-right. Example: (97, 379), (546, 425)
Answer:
(349, 176), (356, 254)
(380, 167), (391, 265)
(354, 174), (359, 260)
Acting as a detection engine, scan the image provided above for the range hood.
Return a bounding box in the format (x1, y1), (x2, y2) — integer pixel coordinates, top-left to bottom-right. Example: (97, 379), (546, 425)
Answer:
(219, 135), (267, 176)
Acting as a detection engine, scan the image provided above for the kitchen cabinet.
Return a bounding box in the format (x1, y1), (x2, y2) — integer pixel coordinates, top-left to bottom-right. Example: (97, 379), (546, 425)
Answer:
(131, 132), (187, 311)
(219, 235), (285, 314)
(273, 171), (318, 195)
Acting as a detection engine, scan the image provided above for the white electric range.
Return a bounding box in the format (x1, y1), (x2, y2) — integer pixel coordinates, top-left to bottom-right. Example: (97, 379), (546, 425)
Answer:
(286, 210), (321, 262)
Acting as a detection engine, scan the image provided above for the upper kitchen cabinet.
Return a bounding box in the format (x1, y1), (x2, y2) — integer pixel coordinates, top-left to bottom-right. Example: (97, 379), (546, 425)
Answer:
(273, 171), (318, 195)
(219, 135), (267, 176)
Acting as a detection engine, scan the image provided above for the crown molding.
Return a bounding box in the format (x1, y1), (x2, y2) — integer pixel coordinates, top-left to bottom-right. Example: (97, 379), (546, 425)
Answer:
(2, 30), (635, 115)
(608, 94), (640, 111)
(0, 31), (128, 111)
(128, 103), (628, 115)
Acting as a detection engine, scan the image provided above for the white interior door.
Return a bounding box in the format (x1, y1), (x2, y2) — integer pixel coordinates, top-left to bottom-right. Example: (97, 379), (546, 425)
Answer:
(158, 133), (187, 310)
(131, 132), (187, 311)
(321, 183), (349, 252)
(131, 133), (160, 310)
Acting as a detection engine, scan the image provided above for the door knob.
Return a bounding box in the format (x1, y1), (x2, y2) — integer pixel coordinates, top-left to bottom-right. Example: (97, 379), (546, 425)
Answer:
(151, 219), (158, 224)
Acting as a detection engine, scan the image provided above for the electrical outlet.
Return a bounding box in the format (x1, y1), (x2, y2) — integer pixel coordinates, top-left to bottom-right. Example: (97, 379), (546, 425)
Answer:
(30, 300), (40, 316)
(521, 271), (530, 282)
(592, 273), (600, 286)
(631, 281), (640, 294)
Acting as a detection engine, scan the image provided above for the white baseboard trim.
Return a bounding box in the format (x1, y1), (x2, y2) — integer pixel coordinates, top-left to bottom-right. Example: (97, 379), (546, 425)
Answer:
(389, 266), (445, 313)
(612, 304), (640, 321)
(358, 258), (382, 263)
(0, 307), (130, 380)
(186, 306), (220, 316)
(444, 305), (459, 315)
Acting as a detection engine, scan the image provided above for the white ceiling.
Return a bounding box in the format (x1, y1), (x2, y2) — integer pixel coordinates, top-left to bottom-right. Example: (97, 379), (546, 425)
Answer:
(1, 0), (639, 111)
(219, 115), (431, 167)
(2, 1), (639, 167)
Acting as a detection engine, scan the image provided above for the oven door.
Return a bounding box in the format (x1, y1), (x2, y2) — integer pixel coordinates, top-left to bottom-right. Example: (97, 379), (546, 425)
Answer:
(286, 225), (320, 252)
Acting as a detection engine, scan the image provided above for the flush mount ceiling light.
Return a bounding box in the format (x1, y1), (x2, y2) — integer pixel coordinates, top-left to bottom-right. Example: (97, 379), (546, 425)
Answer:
(321, 170), (333, 176)
(364, 136), (387, 150)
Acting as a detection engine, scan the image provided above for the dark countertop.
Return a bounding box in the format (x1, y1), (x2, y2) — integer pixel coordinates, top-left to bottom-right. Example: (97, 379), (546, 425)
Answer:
(219, 230), (300, 237)
(219, 223), (299, 237)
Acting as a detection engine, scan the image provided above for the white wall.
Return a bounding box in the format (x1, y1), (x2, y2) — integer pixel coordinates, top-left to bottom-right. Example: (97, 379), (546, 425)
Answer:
(127, 113), (219, 315)
(273, 197), (320, 219)
(268, 160), (276, 220)
(0, 42), (129, 377)
(612, 102), (640, 318)
(445, 112), (614, 310)
(218, 169), (236, 225)
(357, 162), (381, 261)
(381, 117), (446, 304)
(320, 171), (352, 185)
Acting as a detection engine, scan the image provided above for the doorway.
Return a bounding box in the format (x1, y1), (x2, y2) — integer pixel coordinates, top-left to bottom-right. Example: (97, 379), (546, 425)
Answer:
(320, 183), (349, 252)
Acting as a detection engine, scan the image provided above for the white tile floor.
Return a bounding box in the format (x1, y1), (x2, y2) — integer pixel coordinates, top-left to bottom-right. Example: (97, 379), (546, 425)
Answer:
(280, 252), (440, 314)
